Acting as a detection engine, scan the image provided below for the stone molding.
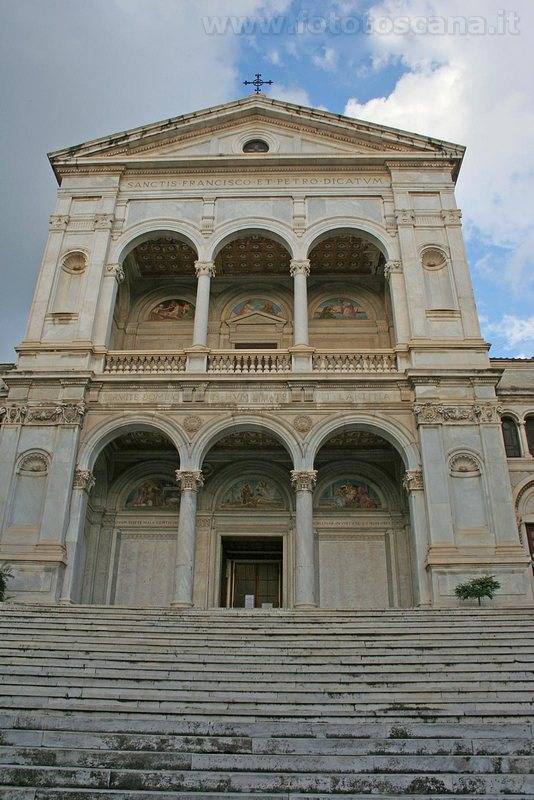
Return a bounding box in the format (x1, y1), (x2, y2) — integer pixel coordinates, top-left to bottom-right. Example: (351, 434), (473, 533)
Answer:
(0, 403), (86, 427)
(106, 263), (125, 283)
(195, 261), (215, 278)
(414, 402), (501, 425)
(73, 468), (96, 493)
(175, 469), (204, 491)
(402, 470), (424, 492)
(383, 260), (402, 281)
(291, 469), (317, 492)
(290, 259), (310, 278)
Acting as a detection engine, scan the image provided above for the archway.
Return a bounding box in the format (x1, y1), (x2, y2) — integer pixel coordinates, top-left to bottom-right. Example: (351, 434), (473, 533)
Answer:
(305, 227), (393, 351)
(195, 425), (295, 609)
(111, 231), (199, 351)
(312, 424), (417, 609)
(79, 427), (181, 607)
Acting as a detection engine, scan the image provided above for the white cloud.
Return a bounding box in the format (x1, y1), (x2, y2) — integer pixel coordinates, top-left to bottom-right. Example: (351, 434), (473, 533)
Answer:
(483, 314), (534, 355)
(313, 46), (338, 70)
(267, 84), (313, 106)
(343, 0), (534, 298)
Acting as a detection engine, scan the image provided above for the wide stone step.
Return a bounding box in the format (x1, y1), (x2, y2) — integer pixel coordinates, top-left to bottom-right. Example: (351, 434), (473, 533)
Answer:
(2, 728), (531, 756)
(4, 669), (532, 692)
(0, 792), (522, 800)
(2, 746), (534, 776)
(1, 765), (531, 794)
(3, 663), (533, 682)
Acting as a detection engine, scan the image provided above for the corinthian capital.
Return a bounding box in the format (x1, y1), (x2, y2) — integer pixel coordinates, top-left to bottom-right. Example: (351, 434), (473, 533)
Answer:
(106, 263), (125, 283)
(195, 261), (215, 278)
(290, 259), (310, 278)
(402, 470), (424, 493)
(383, 260), (402, 281)
(73, 469), (96, 493)
(291, 469), (317, 492)
(175, 469), (204, 491)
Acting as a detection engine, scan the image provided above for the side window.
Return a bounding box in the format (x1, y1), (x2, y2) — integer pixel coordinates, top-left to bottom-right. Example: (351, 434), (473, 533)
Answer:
(501, 417), (522, 458)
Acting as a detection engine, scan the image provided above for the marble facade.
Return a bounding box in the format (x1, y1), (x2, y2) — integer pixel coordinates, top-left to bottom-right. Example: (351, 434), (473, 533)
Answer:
(0, 94), (533, 609)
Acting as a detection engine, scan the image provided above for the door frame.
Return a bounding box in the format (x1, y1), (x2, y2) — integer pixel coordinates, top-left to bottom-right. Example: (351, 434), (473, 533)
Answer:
(226, 558), (282, 609)
(209, 519), (292, 609)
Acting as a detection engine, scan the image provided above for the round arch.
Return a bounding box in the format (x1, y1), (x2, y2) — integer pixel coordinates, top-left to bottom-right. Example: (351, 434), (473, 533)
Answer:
(303, 220), (397, 263)
(304, 414), (420, 470)
(208, 220), (296, 261)
(189, 414), (304, 470)
(77, 415), (189, 472)
(111, 224), (204, 266)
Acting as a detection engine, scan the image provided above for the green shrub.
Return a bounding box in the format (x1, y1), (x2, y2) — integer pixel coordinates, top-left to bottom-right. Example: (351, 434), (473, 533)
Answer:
(455, 575), (500, 606)
(0, 564), (13, 602)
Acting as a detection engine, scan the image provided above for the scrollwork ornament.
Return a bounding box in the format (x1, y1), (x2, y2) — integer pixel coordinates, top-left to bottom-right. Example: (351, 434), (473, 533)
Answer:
(194, 261), (216, 278)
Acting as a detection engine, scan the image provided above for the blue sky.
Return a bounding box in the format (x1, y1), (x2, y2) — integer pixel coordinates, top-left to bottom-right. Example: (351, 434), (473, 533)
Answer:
(1, 0), (533, 361)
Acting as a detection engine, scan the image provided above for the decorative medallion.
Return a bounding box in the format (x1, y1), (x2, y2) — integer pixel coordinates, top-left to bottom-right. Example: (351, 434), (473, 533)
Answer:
(293, 415), (313, 435)
(183, 415), (203, 435)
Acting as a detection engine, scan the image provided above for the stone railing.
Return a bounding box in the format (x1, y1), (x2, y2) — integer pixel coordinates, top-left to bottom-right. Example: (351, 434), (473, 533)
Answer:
(208, 350), (292, 374)
(104, 351), (187, 374)
(312, 350), (397, 373)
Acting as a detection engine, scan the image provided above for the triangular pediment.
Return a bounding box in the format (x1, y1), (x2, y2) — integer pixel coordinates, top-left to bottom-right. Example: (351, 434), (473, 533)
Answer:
(227, 310), (287, 326)
(48, 95), (465, 180)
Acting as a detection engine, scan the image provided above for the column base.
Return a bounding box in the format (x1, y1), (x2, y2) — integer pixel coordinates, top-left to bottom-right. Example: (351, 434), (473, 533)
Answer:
(186, 349), (208, 373)
(294, 603), (317, 610)
(170, 601), (193, 610)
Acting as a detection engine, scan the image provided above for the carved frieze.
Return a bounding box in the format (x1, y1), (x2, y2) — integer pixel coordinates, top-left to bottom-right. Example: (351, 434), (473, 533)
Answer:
(441, 209), (462, 226)
(395, 210), (415, 226)
(414, 403), (501, 425)
(49, 214), (69, 231)
(0, 403), (86, 426)
(94, 213), (114, 230)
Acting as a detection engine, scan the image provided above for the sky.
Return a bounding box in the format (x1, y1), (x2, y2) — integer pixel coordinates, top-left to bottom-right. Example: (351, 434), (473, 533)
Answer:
(1, 0), (533, 361)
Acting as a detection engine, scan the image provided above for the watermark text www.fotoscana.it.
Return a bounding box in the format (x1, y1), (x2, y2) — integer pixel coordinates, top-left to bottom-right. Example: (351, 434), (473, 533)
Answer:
(201, 10), (520, 37)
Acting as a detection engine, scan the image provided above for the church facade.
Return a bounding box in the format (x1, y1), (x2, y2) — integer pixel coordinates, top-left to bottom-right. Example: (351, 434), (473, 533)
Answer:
(1, 94), (533, 610)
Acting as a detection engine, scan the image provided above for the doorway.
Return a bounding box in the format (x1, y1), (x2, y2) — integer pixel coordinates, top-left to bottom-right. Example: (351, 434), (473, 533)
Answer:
(220, 537), (283, 608)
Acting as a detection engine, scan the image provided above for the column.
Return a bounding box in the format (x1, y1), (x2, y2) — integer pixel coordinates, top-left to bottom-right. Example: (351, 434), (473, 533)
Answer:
(92, 263), (125, 361)
(384, 260), (410, 364)
(187, 261), (215, 373)
(402, 469), (431, 606)
(171, 470), (203, 608)
(59, 469), (95, 604)
(291, 469), (317, 608)
(518, 421), (533, 459)
(290, 259), (312, 372)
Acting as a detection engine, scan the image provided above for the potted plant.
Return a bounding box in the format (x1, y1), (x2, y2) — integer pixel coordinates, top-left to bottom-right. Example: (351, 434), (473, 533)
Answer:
(0, 564), (13, 602)
(455, 575), (500, 606)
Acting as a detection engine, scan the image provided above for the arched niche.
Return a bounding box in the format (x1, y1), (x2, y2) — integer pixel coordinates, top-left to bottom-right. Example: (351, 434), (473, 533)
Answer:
(5, 451), (50, 543)
(447, 451), (492, 546)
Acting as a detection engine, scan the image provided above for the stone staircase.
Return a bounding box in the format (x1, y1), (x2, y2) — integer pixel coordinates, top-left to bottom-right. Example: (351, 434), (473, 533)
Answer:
(0, 605), (533, 798)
